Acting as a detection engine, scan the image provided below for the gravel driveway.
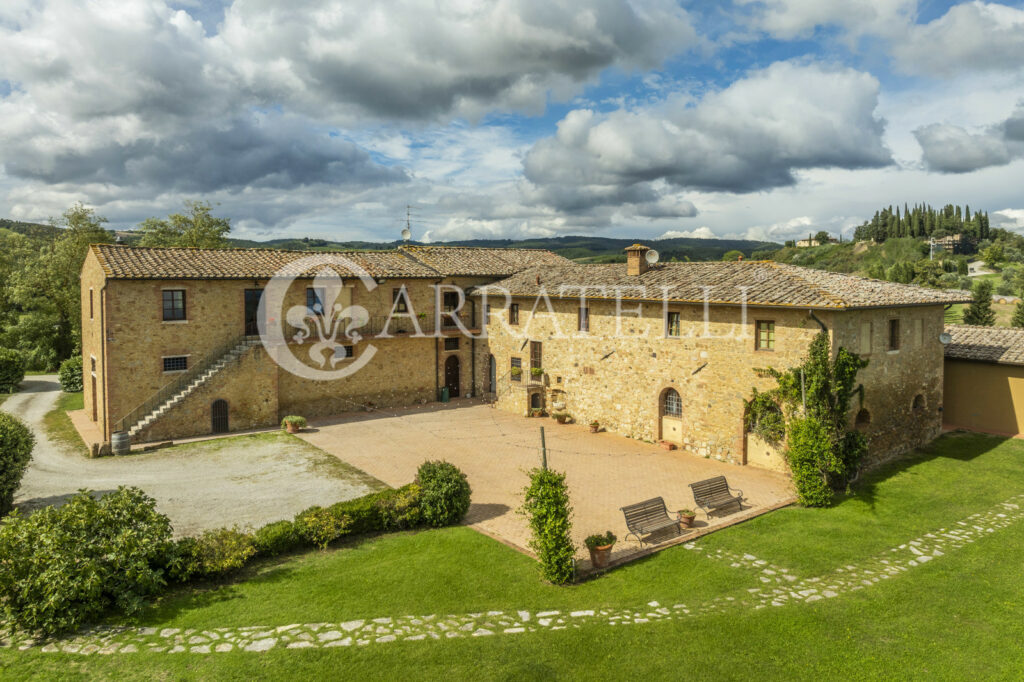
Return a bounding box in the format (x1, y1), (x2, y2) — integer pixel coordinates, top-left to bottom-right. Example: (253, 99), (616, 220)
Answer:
(3, 376), (384, 536)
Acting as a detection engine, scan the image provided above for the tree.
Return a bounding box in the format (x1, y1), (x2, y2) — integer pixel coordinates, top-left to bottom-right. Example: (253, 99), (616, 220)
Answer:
(7, 204), (113, 367)
(814, 230), (830, 244)
(1012, 301), (1024, 328)
(138, 200), (231, 248)
(983, 244), (1004, 270)
(963, 279), (996, 326)
(721, 250), (744, 261)
(520, 468), (575, 584)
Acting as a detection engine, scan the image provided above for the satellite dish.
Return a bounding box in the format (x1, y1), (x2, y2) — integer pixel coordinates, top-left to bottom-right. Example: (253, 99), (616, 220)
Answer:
(645, 249), (660, 265)
(401, 227), (411, 242)
(939, 332), (952, 345)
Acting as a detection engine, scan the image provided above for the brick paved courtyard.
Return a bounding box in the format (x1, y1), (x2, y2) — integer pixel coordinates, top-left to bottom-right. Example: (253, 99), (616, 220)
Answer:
(299, 400), (796, 568)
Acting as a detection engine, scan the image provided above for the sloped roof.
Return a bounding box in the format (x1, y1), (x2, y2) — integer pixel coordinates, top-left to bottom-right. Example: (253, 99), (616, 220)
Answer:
(944, 324), (1024, 366)
(88, 244), (568, 280)
(398, 245), (570, 276)
(476, 261), (971, 310)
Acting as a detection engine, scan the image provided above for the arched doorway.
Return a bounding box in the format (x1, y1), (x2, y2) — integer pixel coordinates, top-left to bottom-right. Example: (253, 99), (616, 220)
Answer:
(659, 387), (682, 444)
(488, 354), (496, 392)
(211, 399), (229, 434)
(445, 355), (461, 398)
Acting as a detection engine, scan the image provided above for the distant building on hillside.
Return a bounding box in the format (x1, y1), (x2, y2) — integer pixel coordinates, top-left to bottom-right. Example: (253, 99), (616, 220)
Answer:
(795, 236), (839, 248)
(934, 233), (975, 255)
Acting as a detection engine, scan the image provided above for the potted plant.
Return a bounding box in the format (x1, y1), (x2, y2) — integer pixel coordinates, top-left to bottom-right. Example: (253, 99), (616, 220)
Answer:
(554, 412), (570, 424)
(677, 509), (696, 529)
(584, 531), (617, 569)
(659, 440), (677, 450)
(281, 415), (307, 434)
(531, 407), (543, 418)
(589, 420), (600, 433)
(510, 366), (522, 379)
(530, 367), (544, 378)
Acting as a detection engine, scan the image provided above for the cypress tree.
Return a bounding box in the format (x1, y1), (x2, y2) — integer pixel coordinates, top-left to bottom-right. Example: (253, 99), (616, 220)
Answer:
(963, 279), (996, 326)
(1012, 301), (1024, 329)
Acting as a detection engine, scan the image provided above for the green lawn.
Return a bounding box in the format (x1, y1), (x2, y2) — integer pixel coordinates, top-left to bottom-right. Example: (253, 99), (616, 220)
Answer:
(3, 432), (1024, 679)
(945, 301), (1016, 327)
(42, 391), (86, 453)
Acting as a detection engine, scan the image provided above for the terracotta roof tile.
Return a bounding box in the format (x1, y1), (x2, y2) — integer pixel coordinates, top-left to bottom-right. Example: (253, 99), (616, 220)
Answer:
(398, 245), (571, 276)
(944, 324), (1024, 366)
(476, 261), (971, 309)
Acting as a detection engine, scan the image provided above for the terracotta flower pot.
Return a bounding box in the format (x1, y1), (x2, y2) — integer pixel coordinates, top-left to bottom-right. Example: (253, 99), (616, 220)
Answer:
(589, 424), (599, 433)
(285, 422), (299, 434)
(678, 513), (696, 529)
(659, 441), (676, 450)
(588, 544), (614, 569)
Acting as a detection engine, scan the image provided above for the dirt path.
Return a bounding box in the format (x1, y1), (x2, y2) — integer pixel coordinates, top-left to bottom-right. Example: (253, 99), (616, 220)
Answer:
(3, 376), (383, 535)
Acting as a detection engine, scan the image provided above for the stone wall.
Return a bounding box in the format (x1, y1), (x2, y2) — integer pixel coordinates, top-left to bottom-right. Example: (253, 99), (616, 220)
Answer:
(80, 250), (108, 437)
(482, 295), (946, 469)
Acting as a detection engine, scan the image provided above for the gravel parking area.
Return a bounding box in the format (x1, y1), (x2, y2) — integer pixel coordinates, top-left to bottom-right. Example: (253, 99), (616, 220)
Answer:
(4, 376), (384, 536)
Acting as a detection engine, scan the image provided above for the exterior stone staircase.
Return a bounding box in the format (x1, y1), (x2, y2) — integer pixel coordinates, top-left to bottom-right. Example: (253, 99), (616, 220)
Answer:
(116, 335), (261, 440)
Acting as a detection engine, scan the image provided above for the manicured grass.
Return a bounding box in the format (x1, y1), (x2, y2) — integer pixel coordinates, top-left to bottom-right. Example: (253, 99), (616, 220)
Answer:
(945, 301), (1015, 327)
(3, 432), (1024, 678)
(42, 391), (86, 453)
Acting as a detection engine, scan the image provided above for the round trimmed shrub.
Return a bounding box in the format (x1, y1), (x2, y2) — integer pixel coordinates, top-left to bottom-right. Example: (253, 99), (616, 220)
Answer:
(0, 348), (26, 393)
(58, 355), (84, 393)
(0, 412), (35, 516)
(253, 520), (301, 556)
(416, 460), (471, 527)
(0, 487), (173, 636)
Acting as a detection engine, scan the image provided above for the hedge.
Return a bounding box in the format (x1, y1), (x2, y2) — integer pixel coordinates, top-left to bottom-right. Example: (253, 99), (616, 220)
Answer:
(58, 356), (84, 393)
(0, 348), (26, 393)
(0, 412), (35, 516)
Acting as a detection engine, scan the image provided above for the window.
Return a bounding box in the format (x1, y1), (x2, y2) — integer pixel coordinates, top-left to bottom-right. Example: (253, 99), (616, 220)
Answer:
(511, 357), (522, 381)
(443, 291), (460, 311)
(484, 304), (491, 326)
(530, 341), (542, 371)
(307, 287), (325, 315)
(666, 311), (681, 338)
(662, 388), (682, 417)
(162, 356), (188, 372)
(509, 303), (519, 325)
(162, 290), (186, 321)
(444, 337), (459, 351)
(89, 288), (94, 320)
(755, 320), (775, 350)
(333, 345), (354, 360)
(578, 304), (590, 332)
(392, 288), (408, 313)
(888, 319), (900, 351)
(912, 394), (925, 412)
(90, 356), (96, 372)
(913, 318), (923, 347)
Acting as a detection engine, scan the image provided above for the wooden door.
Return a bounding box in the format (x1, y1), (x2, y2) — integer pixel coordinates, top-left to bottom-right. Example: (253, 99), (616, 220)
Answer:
(244, 289), (262, 336)
(530, 341), (542, 371)
(445, 355), (460, 398)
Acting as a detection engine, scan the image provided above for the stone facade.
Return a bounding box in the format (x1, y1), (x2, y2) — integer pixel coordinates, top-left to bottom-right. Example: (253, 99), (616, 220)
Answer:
(482, 295), (946, 469)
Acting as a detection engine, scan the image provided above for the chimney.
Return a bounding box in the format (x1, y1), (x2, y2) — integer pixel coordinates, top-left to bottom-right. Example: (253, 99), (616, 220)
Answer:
(625, 243), (650, 276)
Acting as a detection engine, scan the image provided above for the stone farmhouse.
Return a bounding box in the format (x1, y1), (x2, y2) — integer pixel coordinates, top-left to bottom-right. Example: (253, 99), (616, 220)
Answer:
(478, 244), (969, 470)
(80, 243), (568, 444)
(82, 242), (969, 471)
(942, 324), (1024, 436)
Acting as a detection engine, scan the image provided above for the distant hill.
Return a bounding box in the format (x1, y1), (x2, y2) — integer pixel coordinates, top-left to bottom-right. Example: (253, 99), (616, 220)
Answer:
(0, 218), (61, 240)
(110, 230), (780, 262)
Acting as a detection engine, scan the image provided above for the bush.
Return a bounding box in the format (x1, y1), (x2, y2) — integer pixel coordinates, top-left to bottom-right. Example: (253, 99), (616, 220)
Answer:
(0, 413), (35, 516)
(167, 528), (256, 581)
(281, 415), (307, 430)
(0, 487), (173, 636)
(785, 418), (835, 507)
(253, 520), (301, 556)
(416, 460), (471, 527)
(0, 348), (26, 393)
(58, 356), (84, 392)
(295, 506), (350, 549)
(520, 467), (575, 584)
(375, 483), (422, 530)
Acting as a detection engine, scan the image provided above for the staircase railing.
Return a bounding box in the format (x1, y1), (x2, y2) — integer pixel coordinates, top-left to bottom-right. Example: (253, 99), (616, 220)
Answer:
(113, 333), (262, 436)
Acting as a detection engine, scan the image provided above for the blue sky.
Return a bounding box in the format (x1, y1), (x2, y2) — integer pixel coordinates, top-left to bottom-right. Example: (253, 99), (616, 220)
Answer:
(0, 0), (1022, 243)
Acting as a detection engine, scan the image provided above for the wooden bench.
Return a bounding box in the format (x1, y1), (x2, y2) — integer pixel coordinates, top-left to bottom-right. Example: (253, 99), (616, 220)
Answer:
(620, 496), (682, 547)
(689, 476), (743, 519)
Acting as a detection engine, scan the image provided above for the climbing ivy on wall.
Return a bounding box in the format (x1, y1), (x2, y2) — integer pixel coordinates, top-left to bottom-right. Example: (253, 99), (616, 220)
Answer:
(744, 331), (869, 507)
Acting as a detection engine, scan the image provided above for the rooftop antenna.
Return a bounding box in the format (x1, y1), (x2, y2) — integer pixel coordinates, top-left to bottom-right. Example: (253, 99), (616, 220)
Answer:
(401, 204), (412, 242)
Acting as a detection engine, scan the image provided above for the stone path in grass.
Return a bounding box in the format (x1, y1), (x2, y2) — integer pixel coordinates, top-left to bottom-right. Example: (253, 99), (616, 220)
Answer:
(10, 495), (1024, 655)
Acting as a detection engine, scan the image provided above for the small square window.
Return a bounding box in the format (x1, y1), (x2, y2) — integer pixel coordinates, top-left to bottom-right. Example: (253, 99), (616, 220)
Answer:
(162, 290), (186, 321)
(511, 357), (522, 381)
(163, 356), (188, 372)
(509, 304), (519, 325)
(666, 311), (681, 338)
(756, 320), (775, 350)
(333, 345), (354, 360)
(444, 337), (459, 351)
(888, 319), (900, 351)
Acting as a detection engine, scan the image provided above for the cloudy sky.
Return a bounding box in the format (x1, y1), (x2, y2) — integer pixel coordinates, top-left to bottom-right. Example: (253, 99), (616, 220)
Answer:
(1, 0), (1022, 243)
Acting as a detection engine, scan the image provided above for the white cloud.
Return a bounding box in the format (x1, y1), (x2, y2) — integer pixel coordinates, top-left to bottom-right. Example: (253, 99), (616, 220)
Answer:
(914, 104), (1024, 173)
(736, 0), (914, 41)
(992, 208), (1024, 230)
(659, 226), (717, 239)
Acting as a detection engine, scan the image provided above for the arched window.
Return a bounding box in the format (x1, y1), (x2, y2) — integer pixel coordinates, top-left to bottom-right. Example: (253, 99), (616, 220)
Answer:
(855, 408), (871, 429)
(662, 388), (682, 417)
(912, 394), (925, 412)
